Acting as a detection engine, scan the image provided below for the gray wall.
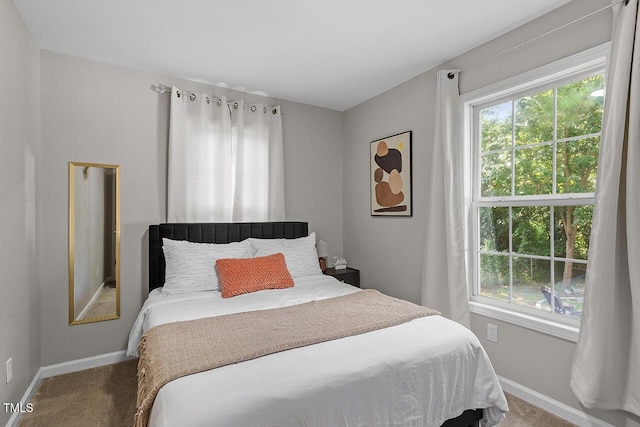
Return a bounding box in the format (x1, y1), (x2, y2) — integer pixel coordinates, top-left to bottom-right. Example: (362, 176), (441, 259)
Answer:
(0, 0), (41, 425)
(38, 51), (344, 365)
(343, 0), (639, 425)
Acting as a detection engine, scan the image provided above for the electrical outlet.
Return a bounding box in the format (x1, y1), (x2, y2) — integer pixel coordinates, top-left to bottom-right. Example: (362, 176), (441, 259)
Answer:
(6, 357), (13, 384)
(487, 323), (498, 343)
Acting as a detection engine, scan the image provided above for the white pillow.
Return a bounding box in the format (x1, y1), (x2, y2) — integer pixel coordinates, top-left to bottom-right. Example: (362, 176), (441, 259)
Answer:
(248, 232), (322, 278)
(162, 238), (255, 295)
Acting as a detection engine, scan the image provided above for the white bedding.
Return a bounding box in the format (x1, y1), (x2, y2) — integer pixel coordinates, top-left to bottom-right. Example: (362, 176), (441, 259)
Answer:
(128, 275), (508, 427)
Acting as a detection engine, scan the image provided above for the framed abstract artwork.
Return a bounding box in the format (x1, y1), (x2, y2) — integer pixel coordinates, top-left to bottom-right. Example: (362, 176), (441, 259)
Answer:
(370, 131), (412, 216)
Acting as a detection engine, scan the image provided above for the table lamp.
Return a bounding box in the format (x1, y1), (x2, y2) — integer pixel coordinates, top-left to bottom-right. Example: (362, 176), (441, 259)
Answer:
(317, 239), (329, 271)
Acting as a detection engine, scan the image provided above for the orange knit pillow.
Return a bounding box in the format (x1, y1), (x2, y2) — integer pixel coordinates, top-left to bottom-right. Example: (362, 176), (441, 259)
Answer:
(216, 253), (294, 298)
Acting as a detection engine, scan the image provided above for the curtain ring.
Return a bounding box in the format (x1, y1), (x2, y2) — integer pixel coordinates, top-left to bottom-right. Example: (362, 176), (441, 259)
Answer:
(272, 108), (277, 115)
(250, 105), (257, 112)
(263, 107), (267, 113)
(189, 93), (196, 101)
(176, 91), (181, 98)
(206, 97), (210, 104)
(217, 99), (222, 106)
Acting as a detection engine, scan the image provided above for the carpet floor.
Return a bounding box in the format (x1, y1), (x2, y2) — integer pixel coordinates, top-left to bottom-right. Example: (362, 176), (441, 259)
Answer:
(18, 359), (575, 427)
(80, 286), (117, 320)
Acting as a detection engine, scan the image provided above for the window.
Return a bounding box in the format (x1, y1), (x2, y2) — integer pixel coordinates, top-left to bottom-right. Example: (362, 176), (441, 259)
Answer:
(463, 46), (607, 339)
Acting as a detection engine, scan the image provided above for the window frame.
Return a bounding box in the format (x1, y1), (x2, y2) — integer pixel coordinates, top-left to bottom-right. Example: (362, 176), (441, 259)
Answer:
(461, 43), (609, 342)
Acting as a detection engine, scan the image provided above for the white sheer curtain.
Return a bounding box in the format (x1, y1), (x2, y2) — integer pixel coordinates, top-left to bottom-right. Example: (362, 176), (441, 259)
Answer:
(167, 87), (285, 222)
(570, 0), (640, 416)
(421, 70), (470, 328)
(230, 101), (285, 222)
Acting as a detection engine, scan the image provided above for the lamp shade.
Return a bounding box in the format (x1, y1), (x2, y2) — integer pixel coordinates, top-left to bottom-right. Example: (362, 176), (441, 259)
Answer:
(316, 239), (329, 258)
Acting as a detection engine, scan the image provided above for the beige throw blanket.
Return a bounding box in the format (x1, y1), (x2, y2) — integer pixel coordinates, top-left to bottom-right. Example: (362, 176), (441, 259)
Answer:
(134, 289), (439, 427)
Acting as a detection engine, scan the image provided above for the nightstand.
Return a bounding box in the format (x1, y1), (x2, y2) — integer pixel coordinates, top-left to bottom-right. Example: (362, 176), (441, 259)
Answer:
(324, 267), (360, 288)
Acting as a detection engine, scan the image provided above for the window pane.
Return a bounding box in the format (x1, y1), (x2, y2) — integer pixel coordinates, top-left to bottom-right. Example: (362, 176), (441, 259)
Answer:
(553, 205), (593, 260)
(512, 206), (550, 256)
(557, 75), (604, 139)
(515, 89), (554, 145)
(479, 207), (510, 252)
(479, 254), (509, 302)
(514, 144), (553, 195)
(551, 260), (585, 318)
(471, 62), (604, 328)
(556, 137), (599, 194)
(513, 257), (550, 310)
(480, 101), (512, 152)
(481, 152), (511, 197)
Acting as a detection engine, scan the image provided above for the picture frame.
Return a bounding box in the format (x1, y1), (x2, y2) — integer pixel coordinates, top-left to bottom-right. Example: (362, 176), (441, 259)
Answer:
(370, 131), (412, 216)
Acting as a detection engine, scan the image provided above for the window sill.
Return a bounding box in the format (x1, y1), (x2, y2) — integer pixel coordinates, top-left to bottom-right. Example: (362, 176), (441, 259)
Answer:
(469, 301), (579, 342)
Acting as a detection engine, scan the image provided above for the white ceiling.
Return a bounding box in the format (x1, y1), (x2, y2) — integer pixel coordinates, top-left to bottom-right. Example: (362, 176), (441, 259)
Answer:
(14, 0), (573, 111)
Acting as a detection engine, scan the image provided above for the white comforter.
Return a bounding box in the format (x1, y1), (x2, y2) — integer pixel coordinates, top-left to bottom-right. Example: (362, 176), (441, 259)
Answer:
(128, 275), (508, 427)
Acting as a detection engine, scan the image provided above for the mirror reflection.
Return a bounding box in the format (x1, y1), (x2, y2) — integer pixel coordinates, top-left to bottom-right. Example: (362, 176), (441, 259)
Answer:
(69, 162), (120, 325)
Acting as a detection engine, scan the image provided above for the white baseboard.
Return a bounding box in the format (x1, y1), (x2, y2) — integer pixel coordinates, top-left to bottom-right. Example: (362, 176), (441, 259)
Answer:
(5, 350), (133, 427)
(40, 350), (131, 379)
(499, 376), (614, 427)
(5, 366), (43, 427)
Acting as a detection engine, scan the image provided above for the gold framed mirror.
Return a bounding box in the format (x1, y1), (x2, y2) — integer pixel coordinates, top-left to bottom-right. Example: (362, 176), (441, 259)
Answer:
(69, 162), (120, 325)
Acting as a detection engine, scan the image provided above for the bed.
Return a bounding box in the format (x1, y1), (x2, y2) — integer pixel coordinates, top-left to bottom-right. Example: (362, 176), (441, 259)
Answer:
(127, 221), (508, 427)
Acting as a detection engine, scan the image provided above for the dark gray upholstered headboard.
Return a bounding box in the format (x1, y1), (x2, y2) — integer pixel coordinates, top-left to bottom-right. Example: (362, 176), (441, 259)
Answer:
(148, 222), (309, 292)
